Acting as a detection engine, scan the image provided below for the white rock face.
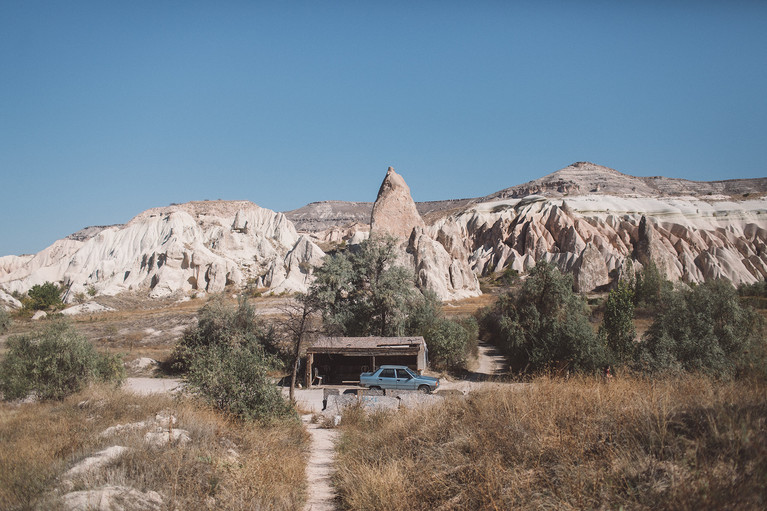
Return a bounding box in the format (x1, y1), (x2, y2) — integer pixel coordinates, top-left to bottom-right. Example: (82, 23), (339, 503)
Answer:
(0, 289), (21, 310)
(0, 201), (325, 300)
(459, 194), (767, 291)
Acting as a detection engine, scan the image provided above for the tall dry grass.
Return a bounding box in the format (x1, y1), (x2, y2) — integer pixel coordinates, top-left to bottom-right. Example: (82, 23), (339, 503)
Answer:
(0, 385), (308, 510)
(335, 375), (767, 510)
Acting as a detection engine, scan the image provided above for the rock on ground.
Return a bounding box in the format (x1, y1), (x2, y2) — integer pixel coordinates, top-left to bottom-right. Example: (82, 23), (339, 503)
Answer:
(61, 485), (163, 511)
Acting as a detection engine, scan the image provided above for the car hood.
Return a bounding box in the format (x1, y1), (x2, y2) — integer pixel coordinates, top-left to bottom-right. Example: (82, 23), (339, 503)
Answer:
(416, 375), (439, 383)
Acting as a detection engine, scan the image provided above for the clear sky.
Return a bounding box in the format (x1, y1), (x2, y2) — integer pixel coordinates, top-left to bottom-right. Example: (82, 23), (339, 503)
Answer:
(1, 1), (765, 256)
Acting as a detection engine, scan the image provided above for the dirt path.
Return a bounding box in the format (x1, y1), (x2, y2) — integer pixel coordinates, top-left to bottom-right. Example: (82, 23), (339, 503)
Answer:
(302, 415), (339, 511)
(474, 340), (508, 378)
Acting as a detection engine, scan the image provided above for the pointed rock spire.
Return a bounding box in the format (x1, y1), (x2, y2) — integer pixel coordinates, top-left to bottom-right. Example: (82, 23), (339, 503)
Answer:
(370, 167), (425, 241)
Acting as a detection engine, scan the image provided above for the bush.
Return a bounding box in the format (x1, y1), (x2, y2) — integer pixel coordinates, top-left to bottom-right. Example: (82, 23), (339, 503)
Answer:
(637, 280), (764, 378)
(0, 320), (124, 400)
(185, 343), (294, 421)
(599, 280), (637, 365)
(172, 295), (282, 371)
(175, 296), (293, 421)
(0, 307), (11, 333)
(405, 291), (476, 372)
(480, 261), (606, 374)
(25, 282), (64, 311)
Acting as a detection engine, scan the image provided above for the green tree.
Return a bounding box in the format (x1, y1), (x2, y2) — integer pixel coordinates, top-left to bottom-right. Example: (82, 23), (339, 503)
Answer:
(312, 239), (476, 372)
(599, 280), (637, 365)
(637, 280), (763, 378)
(0, 319), (124, 400)
(311, 234), (416, 336)
(26, 282), (64, 311)
(480, 261), (606, 374)
(406, 291), (477, 372)
(633, 261), (670, 309)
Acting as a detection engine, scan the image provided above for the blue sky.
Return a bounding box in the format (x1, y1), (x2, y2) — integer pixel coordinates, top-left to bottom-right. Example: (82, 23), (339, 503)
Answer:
(1, 1), (765, 256)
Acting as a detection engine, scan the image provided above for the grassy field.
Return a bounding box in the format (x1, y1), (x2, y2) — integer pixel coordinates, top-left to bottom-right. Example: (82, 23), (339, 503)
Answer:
(0, 385), (309, 510)
(334, 374), (767, 510)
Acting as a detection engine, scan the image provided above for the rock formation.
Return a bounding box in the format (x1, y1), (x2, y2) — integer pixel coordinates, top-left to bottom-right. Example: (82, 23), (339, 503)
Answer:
(370, 167), (426, 240)
(3, 162), (766, 303)
(460, 193), (767, 290)
(368, 167), (481, 300)
(0, 201), (325, 301)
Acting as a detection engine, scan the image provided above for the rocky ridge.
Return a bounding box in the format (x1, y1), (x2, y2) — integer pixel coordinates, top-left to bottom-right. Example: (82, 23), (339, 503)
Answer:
(290, 162), (767, 292)
(0, 201), (324, 301)
(3, 162), (766, 306)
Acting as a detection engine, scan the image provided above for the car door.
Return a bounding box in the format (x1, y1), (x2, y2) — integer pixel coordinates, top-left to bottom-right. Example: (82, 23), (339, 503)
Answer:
(396, 368), (416, 390)
(377, 368), (397, 389)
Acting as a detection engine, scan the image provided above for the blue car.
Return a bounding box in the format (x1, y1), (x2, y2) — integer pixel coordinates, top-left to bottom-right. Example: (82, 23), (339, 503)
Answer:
(359, 365), (439, 393)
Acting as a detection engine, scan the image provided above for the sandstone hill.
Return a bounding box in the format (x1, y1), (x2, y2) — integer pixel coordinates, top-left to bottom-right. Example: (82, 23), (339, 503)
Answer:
(2, 163), (766, 307)
(288, 162), (767, 292)
(0, 201), (324, 302)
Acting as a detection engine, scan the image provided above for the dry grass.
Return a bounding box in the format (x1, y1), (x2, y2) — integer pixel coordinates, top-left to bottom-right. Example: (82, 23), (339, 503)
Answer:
(334, 375), (767, 510)
(442, 294), (498, 318)
(0, 385), (308, 510)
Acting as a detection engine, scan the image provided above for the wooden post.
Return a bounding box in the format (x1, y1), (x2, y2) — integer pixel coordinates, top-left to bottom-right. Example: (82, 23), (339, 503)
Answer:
(305, 353), (313, 389)
(371, 356), (376, 371)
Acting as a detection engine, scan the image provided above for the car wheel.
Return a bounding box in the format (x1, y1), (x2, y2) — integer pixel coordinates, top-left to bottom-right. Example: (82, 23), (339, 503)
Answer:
(418, 385), (431, 394)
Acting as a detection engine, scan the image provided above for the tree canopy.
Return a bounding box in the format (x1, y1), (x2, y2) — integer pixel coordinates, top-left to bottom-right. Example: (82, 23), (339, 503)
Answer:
(311, 234), (417, 337)
(480, 261), (606, 374)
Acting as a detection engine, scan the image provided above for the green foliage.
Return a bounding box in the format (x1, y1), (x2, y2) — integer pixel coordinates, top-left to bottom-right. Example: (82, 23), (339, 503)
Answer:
(0, 320), (124, 400)
(25, 282), (64, 311)
(173, 295), (282, 371)
(185, 343), (294, 421)
(311, 234), (417, 336)
(500, 266), (520, 286)
(737, 279), (767, 309)
(637, 280), (764, 378)
(405, 291), (477, 372)
(0, 307), (11, 333)
(479, 261), (606, 374)
(599, 281), (637, 365)
(87, 285), (97, 297)
(175, 296), (292, 420)
(633, 261), (670, 309)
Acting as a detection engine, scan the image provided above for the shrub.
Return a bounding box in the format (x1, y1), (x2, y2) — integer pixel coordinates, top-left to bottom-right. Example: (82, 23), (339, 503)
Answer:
(637, 280), (764, 378)
(599, 280), (637, 365)
(174, 296), (293, 421)
(0, 307), (11, 333)
(406, 291), (476, 372)
(172, 295), (282, 371)
(185, 343), (294, 422)
(480, 261), (606, 374)
(25, 282), (64, 311)
(0, 320), (124, 400)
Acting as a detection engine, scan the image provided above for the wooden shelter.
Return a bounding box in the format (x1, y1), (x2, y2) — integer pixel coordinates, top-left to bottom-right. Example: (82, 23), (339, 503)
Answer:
(305, 336), (427, 387)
